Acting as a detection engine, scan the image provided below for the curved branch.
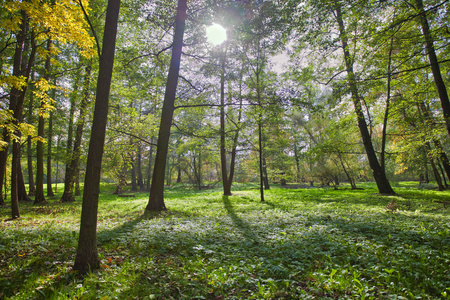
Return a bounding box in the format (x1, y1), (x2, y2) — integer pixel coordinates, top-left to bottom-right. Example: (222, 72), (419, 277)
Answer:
(78, 0), (101, 57)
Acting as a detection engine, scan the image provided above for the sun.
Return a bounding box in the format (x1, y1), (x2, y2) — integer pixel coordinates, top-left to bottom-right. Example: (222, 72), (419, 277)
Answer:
(205, 23), (227, 46)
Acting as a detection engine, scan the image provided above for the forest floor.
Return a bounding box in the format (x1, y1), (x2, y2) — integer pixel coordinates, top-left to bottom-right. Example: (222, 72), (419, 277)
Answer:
(0, 182), (449, 299)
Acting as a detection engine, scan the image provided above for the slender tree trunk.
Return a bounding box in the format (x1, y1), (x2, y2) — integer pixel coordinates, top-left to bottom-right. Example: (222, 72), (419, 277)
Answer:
(146, 138), (154, 191)
(335, 2), (395, 195)
(0, 130), (8, 206)
(18, 162), (31, 202)
(258, 119), (265, 202)
(381, 37), (394, 172)
(131, 161), (137, 191)
(434, 140), (450, 181)
(338, 153), (357, 189)
(146, 0), (186, 212)
(35, 39), (53, 204)
(262, 156), (270, 190)
(415, 0), (450, 138)
(47, 110), (55, 197)
(219, 47), (230, 196)
(27, 72), (36, 196)
(61, 65), (91, 202)
(427, 143), (444, 190)
(137, 146), (145, 191)
(437, 161), (448, 188)
(73, 0), (121, 275)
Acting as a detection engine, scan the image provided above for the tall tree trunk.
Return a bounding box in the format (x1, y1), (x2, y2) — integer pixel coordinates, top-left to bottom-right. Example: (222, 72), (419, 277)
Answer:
(415, 0), (450, 138)
(146, 0), (186, 212)
(146, 138), (154, 191)
(27, 72), (36, 196)
(334, 2), (395, 195)
(258, 118), (265, 202)
(219, 47), (230, 196)
(61, 65), (91, 202)
(73, 0), (121, 275)
(381, 37), (394, 172)
(35, 39), (53, 204)
(47, 110), (55, 197)
(10, 11), (36, 216)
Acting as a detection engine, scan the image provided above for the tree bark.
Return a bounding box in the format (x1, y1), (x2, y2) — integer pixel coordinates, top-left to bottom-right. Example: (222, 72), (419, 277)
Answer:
(61, 65), (91, 202)
(18, 162), (31, 202)
(35, 39), (53, 204)
(0, 130), (8, 206)
(258, 118), (265, 202)
(146, 138), (154, 191)
(47, 110), (55, 197)
(219, 47), (231, 196)
(335, 2), (395, 195)
(137, 146), (145, 191)
(381, 37), (394, 172)
(9, 11), (36, 216)
(27, 72), (36, 196)
(415, 0), (450, 138)
(146, 0), (187, 212)
(427, 143), (444, 190)
(73, 0), (121, 275)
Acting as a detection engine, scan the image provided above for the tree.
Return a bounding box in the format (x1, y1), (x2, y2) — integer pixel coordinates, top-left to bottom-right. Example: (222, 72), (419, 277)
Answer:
(61, 64), (92, 202)
(333, 0), (395, 194)
(414, 0), (450, 138)
(73, 0), (121, 274)
(146, 0), (187, 212)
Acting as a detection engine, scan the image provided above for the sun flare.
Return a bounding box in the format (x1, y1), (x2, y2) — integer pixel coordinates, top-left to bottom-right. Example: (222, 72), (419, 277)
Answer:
(206, 23), (227, 46)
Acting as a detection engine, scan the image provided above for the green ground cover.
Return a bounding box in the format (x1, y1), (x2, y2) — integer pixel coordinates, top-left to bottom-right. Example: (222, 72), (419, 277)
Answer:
(0, 182), (449, 299)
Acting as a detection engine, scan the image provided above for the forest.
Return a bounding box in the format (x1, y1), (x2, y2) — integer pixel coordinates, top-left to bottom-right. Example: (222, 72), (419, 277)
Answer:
(0, 0), (449, 299)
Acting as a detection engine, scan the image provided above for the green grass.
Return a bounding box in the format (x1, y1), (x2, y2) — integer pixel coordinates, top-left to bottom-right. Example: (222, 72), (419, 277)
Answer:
(0, 182), (449, 299)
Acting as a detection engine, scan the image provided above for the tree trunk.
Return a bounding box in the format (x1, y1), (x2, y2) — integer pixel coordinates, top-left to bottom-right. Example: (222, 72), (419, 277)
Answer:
(61, 66), (91, 202)
(146, 138), (154, 191)
(47, 110), (55, 197)
(10, 11), (36, 215)
(219, 47), (231, 196)
(35, 39), (53, 204)
(0, 130), (8, 206)
(338, 153), (357, 189)
(137, 146), (145, 191)
(335, 2), (395, 195)
(73, 0), (121, 275)
(75, 167), (81, 196)
(415, 0), (450, 138)
(381, 37), (394, 172)
(131, 161), (137, 191)
(18, 162), (31, 202)
(27, 72), (36, 196)
(146, 0), (186, 212)
(262, 156), (270, 190)
(434, 140), (450, 181)
(258, 119), (265, 202)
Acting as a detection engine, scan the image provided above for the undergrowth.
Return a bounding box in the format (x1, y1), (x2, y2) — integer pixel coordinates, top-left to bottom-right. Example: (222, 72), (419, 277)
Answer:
(0, 182), (449, 299)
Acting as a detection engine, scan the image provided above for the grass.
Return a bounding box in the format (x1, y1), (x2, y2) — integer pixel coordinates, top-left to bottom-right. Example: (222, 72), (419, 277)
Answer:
(0, 182), (449, 299)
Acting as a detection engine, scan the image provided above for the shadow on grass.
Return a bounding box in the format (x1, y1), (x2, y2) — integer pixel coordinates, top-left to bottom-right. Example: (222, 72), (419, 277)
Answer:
(222, 196), (260, 245)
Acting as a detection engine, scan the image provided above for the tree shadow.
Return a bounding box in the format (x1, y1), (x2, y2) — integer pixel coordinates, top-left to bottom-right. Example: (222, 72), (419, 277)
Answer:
(222, 196), (260, 245)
